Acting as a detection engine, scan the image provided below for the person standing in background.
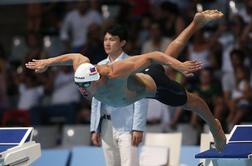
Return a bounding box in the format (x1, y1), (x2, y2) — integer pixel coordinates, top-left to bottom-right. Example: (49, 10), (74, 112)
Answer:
(60, 1), (103, 52)
(90, 25), (147, 166)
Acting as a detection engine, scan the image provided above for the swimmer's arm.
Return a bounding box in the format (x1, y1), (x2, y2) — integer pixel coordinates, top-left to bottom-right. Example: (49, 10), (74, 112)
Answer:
(164, 10), (223, 58)
(25, 53), (90, 72)
(143, 51), (202, 76)
(109, 51), (201, 78)
(96, 64), (112, 77)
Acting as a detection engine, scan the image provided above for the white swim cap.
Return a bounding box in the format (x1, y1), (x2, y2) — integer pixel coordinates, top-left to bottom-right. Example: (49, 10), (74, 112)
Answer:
(74, 63), (100, 83)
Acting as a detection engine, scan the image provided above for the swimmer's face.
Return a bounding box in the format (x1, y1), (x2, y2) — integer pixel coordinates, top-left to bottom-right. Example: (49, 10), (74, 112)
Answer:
(76, 81), (95, 97)
(76, 82), (91, 89)
(104, 33), (125, 55)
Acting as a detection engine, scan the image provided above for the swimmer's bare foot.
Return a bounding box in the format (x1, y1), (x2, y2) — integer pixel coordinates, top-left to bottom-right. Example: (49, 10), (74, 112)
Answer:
(211, 119), (226, 152)
(193, 10), (224, 27)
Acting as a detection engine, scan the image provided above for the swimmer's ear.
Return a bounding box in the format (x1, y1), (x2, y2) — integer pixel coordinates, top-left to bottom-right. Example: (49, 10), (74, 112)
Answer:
(120, 40), (126, 47)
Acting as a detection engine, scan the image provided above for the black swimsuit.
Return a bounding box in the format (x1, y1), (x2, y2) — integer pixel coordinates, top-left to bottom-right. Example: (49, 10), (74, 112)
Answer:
(142, 64), (187, 106)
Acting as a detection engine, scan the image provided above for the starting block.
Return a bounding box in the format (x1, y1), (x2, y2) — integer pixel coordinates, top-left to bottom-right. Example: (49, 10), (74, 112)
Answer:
(0, 127), (41, 166)
(196, 125), (252, 166)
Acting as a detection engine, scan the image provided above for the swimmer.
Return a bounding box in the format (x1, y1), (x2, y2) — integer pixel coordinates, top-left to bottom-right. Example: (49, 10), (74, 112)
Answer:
(26, 10), (226, 151)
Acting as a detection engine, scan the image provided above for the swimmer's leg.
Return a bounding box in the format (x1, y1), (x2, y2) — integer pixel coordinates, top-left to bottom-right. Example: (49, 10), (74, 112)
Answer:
(182, 91), (226, 152)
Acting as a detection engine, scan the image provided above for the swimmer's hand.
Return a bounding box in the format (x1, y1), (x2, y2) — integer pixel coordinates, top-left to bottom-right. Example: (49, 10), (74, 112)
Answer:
(193, 10), (224, 27)
(176, 60), (202, 77)
(25, 59), (49, 73)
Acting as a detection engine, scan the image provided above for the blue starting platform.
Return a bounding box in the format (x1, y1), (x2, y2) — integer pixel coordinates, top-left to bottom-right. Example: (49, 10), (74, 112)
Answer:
(0, 127), (41, 166)
(196, 125), (252, 166)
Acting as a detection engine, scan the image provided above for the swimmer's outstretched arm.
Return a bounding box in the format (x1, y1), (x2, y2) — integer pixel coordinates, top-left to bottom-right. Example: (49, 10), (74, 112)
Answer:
(108, 51), (201, 78)
(164, 10), (223, 58)
(25, 53), (90, 72)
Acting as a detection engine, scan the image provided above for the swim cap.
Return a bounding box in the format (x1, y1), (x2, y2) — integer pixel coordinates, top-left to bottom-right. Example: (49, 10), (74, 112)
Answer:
(74, 63), (100, 83)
